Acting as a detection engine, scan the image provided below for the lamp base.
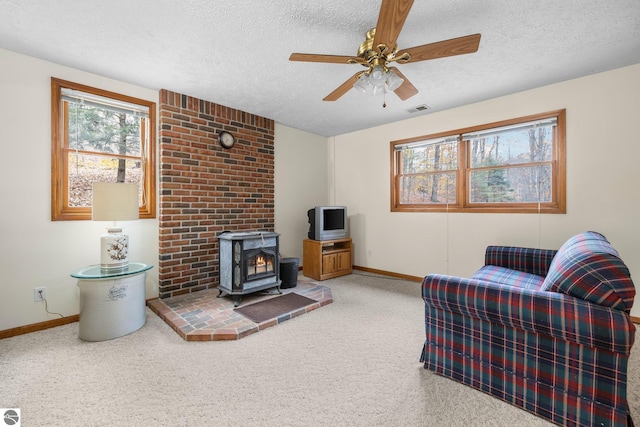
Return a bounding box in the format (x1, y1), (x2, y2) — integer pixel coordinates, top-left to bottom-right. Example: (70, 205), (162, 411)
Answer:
(100, 227), (129, 269)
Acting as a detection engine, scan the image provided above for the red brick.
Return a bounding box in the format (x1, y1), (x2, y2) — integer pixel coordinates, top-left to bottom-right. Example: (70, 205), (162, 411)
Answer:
(158, 89), (274, 298)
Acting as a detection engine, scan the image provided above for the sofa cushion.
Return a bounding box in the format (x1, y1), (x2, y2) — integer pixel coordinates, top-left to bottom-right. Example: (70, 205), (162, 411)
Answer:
(472, 265), (545, 290)
(541, 231), (635, 312)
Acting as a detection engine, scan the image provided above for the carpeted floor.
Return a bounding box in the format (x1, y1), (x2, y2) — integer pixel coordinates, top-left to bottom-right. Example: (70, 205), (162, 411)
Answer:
(0, 272), (638, 426)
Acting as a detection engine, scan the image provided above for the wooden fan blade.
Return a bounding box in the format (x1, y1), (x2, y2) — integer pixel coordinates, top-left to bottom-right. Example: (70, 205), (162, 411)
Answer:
(396, 34), (481, 63)
(373, 0), (414, 53)
(323, 72), (363, 101)
(389, 67), (418, 100)
(289, 53), (360, 64)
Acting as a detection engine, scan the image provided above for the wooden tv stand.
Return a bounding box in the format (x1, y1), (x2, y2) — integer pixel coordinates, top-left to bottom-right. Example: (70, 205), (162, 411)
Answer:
(303, 238), (352, 281)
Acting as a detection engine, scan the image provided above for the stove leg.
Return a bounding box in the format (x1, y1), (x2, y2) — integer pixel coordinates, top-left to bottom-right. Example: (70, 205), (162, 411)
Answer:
(233, 296), (242, 307)
(216, 289), (226, 298)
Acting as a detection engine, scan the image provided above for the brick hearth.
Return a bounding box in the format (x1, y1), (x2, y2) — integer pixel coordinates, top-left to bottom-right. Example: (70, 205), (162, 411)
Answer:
(148, 275), (332, 341)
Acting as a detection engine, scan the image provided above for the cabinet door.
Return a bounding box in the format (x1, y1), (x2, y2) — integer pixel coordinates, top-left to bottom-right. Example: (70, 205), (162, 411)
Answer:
(322, 254), (336, 274)
(336, 251), (351, 272)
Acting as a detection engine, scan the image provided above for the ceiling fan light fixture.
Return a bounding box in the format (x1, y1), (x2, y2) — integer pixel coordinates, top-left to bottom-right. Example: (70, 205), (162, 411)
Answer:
(385, 70), (404, 91)
(369, 65), (386, 87)
(370, 84), (385, 96)
(353, 74), (370, 94)
(353, 67), (404, 96)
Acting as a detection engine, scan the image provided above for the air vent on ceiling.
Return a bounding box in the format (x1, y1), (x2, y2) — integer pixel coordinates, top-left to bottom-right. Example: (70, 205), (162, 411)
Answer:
(407, 104), (430, 113)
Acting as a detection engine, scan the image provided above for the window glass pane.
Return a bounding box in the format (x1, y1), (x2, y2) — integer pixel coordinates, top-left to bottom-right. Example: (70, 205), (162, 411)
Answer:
(68, 153), (142, 207)
(391, 110), (564, 213)
(469, 164), (552, 203)
(400, 173), (456, 204)
(67, 102), (142, 156)
(468, 125), (553, 168)
(52, 78), (156, 220)
(400, 140), (457, 174)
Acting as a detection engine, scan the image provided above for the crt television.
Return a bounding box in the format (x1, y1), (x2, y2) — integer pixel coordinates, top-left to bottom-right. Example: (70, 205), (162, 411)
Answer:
(307, 206), (348, 241)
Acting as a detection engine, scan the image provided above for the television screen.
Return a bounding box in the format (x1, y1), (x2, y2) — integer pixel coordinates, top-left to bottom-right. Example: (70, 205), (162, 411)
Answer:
(307, 206), (347, 240)
(323, 208), (345, 230)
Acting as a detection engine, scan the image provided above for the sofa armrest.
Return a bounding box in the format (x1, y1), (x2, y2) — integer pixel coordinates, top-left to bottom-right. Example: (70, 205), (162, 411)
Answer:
(422, 274), (635, 355)
(485, 246), (557, 277)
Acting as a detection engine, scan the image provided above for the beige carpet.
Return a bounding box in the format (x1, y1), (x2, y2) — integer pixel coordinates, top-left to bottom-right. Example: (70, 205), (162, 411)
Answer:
(1, 272), (638, 426)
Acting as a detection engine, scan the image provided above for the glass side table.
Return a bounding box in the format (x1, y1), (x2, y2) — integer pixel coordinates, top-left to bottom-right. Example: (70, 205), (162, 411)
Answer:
(70, 262), (153, 341)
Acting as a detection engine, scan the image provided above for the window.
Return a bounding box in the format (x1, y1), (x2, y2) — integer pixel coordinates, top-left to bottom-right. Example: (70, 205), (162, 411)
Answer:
(51, 78), (156, 220)
(391, 110), (565, 213)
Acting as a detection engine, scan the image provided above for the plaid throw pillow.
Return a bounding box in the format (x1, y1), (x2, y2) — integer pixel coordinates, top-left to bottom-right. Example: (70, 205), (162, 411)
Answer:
(541, 232), (635, 312)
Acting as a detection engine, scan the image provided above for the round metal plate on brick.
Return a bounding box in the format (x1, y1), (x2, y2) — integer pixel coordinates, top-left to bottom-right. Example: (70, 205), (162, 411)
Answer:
(218, 131), (235, 149)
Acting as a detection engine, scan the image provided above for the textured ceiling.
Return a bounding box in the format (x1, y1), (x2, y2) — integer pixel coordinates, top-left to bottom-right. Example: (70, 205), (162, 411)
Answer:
(1, 0), (639, 137)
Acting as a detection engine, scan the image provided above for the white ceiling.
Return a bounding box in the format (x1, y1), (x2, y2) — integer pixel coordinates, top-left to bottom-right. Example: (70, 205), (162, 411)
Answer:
(1, 0), (639, 137)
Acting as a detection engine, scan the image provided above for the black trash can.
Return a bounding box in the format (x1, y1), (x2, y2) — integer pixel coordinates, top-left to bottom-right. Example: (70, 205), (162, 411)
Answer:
(280, 257), (300, 289)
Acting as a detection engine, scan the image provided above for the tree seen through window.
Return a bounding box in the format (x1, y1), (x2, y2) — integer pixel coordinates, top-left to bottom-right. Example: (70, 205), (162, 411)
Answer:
(51, 78), (156, 220)
(391, 110), (565, 213)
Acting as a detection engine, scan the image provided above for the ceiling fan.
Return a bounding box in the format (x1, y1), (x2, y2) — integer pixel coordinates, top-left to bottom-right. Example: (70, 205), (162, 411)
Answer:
(289, 0), (481, 102)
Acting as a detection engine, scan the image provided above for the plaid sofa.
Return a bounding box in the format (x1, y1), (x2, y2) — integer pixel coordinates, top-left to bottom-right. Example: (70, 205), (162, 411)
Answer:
(420, 231), (636, 426)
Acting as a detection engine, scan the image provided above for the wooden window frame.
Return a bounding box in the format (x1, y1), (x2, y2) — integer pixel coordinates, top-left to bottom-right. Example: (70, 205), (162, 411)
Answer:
(390, 109), (566, 213)
(51, 78), (156, 221)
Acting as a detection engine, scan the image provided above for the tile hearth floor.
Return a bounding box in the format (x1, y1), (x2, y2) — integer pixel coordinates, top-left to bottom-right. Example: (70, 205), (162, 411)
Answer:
(148, 275), (332, 341)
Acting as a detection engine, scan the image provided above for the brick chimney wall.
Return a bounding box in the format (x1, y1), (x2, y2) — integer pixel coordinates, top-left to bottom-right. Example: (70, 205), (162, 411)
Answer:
(158, 89), (275, 299)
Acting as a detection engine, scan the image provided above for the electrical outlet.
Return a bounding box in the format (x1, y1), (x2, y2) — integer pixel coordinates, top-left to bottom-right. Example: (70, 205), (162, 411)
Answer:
(34, 287), (47, 302)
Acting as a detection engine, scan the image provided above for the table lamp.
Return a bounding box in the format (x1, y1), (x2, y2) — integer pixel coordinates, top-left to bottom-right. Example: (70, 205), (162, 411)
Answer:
(92, 183), (139, 269)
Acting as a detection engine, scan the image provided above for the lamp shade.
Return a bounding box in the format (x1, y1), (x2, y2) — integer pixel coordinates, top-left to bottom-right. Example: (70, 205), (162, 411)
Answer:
(92, 183), (139, 221)
(386, 70), (404, 91)
(369, 65), (386, 87)
(353, 74), (370, 94)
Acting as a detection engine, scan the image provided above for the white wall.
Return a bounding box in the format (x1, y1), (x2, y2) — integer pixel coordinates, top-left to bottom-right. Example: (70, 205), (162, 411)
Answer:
(3, 45), (638, 330)
(0, 49), (159, 330)
(0, 48), (329, 332)
(274, 123), (329, 261)
(332, 64), (640, 318)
